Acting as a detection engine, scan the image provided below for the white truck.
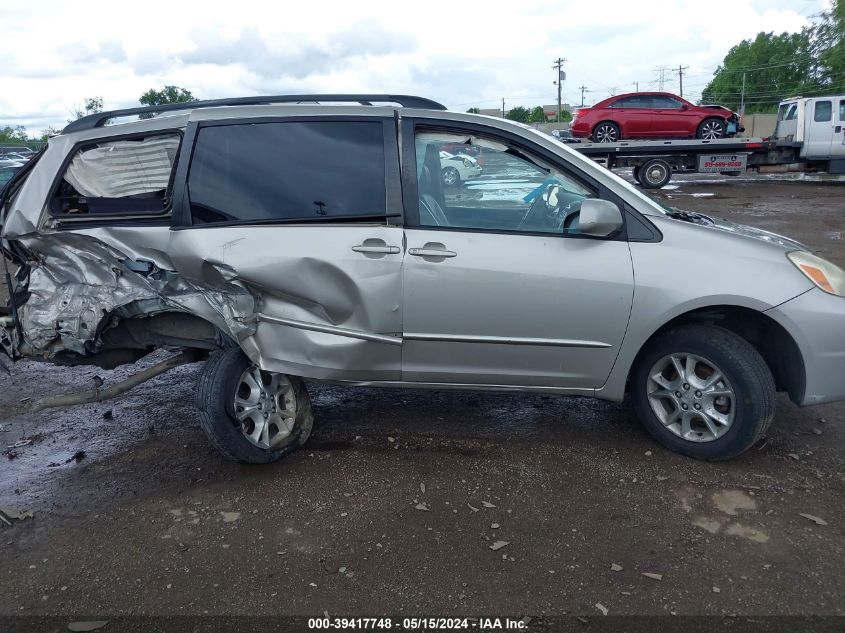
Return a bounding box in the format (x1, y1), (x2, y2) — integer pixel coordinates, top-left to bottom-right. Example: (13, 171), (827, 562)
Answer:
(575, 94), (845, 188)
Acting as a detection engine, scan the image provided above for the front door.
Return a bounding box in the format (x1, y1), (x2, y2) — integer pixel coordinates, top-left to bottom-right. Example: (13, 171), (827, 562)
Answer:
(169, 116), (404, 381)
(401, 125), (634, 389)
(806, 99), (835, 159)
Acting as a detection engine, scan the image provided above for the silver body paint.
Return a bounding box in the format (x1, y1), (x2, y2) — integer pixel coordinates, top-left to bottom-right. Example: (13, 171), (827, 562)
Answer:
(2, 105), (844, 406)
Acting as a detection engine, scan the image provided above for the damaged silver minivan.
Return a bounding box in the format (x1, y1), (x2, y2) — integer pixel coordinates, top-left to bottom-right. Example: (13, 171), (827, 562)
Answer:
(1, 94), (844, 463)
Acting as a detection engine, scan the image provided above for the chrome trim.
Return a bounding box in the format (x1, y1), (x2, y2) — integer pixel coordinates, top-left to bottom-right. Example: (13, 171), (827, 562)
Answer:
(256, 314), (402, 345)
(403, 333), (612, 348)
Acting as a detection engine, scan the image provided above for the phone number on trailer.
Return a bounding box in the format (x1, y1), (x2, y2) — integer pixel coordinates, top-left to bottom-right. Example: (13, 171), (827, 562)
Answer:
(308, 618), (528, 630)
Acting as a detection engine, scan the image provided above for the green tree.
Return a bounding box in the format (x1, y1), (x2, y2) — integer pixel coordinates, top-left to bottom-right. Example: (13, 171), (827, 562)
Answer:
(701, 32), (818, 113)
(39, 127), (61, 141)
(0, 125), (29, 144)
(505, 106), (530, 123)
(139, 85), (197, 119)
(811, 0), (845, 88)
(69, 96), (104, 122)
(466, 107), (480, 114)
(528, 106), (547, 123)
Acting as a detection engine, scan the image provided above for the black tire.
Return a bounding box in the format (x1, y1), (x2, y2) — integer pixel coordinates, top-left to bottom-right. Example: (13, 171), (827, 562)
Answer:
(696, 117), (727, 140)
(631, 324), (775, 461)
(632, 165), (642, 185)
(441, 167), (460, 186)
(638, 158), (672, 189)
(196, 347), (314, 464)
(592, 121), (620, 143)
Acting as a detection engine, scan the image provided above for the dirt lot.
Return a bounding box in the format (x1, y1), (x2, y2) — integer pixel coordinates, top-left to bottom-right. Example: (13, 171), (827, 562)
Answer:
(0, 175), (843, 624)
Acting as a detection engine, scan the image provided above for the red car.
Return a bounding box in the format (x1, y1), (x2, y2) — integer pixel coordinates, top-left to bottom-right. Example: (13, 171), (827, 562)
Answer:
(569, 92), (742, 142)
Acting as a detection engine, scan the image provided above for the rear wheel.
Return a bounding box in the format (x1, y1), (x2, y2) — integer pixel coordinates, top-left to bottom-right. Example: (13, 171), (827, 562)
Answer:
(632, 165), (642, 185)
(697, 118), (727, 140)
(592, 122), (620, 143)
(638, 158), (672, 188)
(631, 324), (775, 461)
(196, 347), (314, 463)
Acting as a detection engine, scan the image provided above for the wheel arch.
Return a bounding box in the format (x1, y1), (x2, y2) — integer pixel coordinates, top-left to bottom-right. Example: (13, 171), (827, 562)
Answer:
(624, 304), (805, 405)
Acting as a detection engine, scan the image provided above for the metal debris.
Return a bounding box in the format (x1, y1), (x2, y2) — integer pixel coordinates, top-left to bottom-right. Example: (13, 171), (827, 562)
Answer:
(595, 603), (608, 616)
(415, 503), (430, 511)
(799, 513), (828, 526)
(611, 563), (623, 572)
(420, 483), (426, 494)
(489, 540), (509, 551)
(491, 523), (500, 529)
(642, 572), (663, 581)
(467, 504), (479, 512)
(481, 501), (496, 508)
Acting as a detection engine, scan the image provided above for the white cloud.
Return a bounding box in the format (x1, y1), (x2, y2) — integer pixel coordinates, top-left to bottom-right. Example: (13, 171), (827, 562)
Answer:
(0, 0), (823, 133)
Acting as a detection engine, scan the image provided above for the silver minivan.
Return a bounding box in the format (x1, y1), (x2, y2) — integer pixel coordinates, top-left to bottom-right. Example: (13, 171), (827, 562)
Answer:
(1, 95), (843, 463)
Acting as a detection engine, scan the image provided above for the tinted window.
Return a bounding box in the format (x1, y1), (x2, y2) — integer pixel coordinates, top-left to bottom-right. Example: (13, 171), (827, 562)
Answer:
(611, 96), (651, 109)
(188, 121), (386, 224)
(840, 100), (845, 122)
(651, 96), (683, 109)
(785, 105), (798, 120)
(814, 101), (832, 122)
(415, 132), (595, 235)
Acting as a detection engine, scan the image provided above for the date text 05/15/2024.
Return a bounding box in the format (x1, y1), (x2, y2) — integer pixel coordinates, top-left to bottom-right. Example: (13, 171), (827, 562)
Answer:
(307, 617), (530, 630)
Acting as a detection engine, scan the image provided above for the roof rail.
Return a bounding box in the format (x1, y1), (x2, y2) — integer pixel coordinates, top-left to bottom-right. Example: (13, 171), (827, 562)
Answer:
(61, 94), (447, 134)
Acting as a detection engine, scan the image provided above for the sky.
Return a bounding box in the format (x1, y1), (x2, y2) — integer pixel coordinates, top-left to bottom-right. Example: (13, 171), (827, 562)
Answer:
(0, 0), (829, 134)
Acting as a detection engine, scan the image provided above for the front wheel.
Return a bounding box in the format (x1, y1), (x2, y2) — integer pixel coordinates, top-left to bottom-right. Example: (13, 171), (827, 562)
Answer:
(442, 167), (460, 186)
(697, 118), (727, 140)
(196, 347), (314, 463)
(631, 324), (775, 461)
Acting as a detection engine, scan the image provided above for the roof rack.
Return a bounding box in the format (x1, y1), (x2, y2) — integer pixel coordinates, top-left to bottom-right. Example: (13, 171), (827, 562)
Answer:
(62, 94), (447, 134)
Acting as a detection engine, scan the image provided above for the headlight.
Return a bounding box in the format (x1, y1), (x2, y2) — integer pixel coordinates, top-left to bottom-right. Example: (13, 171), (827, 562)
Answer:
(787, 251), (845, 297)
(462, 158), (472, 167)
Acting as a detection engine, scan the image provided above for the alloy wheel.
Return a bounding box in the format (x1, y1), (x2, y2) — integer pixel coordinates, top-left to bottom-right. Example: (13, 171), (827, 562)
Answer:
(700, 120), (725, 140)
(594, 124), (618, 143)
(233, 365), (298, 450)
(646, 353), (736, 442)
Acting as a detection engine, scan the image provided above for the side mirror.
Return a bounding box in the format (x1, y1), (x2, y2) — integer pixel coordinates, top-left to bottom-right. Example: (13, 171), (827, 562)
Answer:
(680, 104), (689, 111)
(578, 199), (624, 237)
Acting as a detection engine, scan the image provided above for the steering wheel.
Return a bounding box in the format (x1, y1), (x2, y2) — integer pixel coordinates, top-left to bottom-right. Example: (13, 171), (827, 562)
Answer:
(518, 184), (563, 231)
(518, 183), (585, 232)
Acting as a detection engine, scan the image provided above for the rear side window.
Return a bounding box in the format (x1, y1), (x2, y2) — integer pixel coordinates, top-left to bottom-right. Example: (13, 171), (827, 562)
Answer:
(187, 121), (387, 224)
(651, 96), (682, 109)
(814, 101), (832, 122)
(52, 133), (180, 217)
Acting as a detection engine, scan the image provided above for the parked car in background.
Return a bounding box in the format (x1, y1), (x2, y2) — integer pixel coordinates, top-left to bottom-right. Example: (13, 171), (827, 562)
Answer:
(570, 92), (742, 142)
(439, 150), (482, 185)
(0, 162), (22, 188)
(0, 146), (35, 159)
(440, 142), (481, 157)
(551, 129), (581, 144)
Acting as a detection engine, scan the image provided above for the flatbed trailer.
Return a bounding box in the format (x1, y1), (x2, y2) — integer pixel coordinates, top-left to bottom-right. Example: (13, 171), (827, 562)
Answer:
(572, 137), (807, 188)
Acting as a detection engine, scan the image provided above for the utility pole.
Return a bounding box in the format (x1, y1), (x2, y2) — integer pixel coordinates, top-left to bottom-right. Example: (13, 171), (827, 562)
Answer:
(739, 72), (746, 115)
(552, 57), (566, 122)
(633, 81), (639, 92)
(676, 64), (689, 97)
(654, 66), (669, 91)
(578, 85), (588, 107)
(502, 97), (505, 118)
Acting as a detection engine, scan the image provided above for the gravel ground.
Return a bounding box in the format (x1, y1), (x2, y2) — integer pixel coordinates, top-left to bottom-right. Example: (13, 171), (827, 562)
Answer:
(0, 174), (843, 622)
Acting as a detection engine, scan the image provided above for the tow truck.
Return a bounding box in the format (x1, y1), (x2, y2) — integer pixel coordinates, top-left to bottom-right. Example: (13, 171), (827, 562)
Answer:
(572, 95), (845, 188)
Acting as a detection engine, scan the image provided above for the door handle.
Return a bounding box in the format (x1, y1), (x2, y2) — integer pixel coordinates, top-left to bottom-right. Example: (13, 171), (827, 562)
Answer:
(409, 248), (457, 258)
(352, 244), (400, 254)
